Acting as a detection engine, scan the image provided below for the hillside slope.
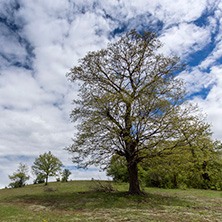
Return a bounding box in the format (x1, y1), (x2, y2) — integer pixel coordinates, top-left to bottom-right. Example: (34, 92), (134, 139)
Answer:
(0, 180), (222, 221)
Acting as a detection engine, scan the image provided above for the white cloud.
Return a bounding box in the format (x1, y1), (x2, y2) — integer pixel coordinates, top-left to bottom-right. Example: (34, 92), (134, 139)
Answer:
(159, 23), (211, 58)
(179, 67), (216, 95)
(200, 40), (222, 69)
(118, 0), (207, 27)
(0, 68), (52, 109)
(190, 65), (222, 139)
(198, 4), (222, 69)
(0, 24), (27, 67)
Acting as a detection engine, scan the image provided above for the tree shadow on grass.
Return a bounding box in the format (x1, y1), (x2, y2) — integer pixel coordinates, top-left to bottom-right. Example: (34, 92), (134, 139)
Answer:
(13, 189), (194, 211)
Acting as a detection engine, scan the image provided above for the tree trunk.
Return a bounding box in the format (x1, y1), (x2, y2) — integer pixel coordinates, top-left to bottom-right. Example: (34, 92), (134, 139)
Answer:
(173, 173), (177, 188)
(45, 175), (48, 185)
(127, 159), (142, 195)
(124, 102), (142, 195)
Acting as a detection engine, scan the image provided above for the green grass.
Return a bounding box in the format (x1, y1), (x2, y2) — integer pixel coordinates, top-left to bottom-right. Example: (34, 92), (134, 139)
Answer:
(0, 180), (222, 221)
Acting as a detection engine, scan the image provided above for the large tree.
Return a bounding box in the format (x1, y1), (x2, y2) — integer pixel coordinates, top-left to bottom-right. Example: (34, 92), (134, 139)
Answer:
(32, 151), (63, 185)
(66, 30), (210, 194)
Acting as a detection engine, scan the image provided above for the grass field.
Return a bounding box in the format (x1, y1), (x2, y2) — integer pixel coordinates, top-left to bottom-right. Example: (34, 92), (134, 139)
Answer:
(0, 180), (222, 221)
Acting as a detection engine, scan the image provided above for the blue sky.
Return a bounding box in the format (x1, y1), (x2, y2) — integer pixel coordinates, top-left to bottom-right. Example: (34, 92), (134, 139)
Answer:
(0, 0), (222, 188)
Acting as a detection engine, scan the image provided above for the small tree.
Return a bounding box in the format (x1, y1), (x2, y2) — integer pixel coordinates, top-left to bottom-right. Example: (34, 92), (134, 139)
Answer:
(8, 163), (30, 188)
(32, 151), (63, 185)
(61, 169), (72, 182)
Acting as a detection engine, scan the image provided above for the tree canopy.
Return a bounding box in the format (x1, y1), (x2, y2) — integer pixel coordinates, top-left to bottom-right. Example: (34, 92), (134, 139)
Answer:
(32, 151), (63, 185)
(66, 30), (212, 194)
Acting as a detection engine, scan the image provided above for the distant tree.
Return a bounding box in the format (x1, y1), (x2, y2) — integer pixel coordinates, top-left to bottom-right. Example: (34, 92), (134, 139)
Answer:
(106, 155), (129, 183)
(61, 169), (72, 182)
(8, 163), (30, 188)
(33, 174), (45, 184)
(32, 151), (63, 185)
(66, 30), (212, 194)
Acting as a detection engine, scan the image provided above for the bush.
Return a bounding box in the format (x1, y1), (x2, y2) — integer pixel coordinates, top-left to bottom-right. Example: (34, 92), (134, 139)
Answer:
(89, 180), (115, 193)
(33, 174), (45, 184)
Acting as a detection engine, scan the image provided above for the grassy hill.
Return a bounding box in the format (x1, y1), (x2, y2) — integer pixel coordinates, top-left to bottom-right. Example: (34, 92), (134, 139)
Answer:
(0, 180), (222, 221)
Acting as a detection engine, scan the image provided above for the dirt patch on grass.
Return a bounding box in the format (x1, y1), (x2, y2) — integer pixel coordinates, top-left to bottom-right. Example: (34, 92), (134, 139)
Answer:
(28, 204), (49, 212)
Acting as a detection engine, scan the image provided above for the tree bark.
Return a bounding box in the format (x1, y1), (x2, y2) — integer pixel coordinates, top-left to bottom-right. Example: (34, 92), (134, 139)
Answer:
(45, 175), (48, 185)
(127, 158), (142, 195)
(173, 173), (177, 188)
(124, 102), (142, 195)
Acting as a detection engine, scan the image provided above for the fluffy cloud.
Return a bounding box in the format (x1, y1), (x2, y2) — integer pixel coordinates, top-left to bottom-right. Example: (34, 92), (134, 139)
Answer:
(159, 23), (211, 58)
(0, 25), (27, 64)
(192, 65), (222, 139)
(179, 67), (215, 96)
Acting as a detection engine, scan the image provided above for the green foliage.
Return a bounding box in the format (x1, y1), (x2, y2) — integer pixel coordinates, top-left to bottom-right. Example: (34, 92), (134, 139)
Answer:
(66, 29), (212, 194)
(33, 174), (45, 184)
(106, 156), (129, 182)
(8, 163), (30, 188)
(32, 151), (63, 185)
(61, 169), (71, 182)
(107, 140), (222, 190)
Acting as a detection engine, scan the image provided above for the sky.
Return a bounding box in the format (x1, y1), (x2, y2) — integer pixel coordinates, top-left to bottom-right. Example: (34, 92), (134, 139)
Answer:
(0, 0), (222, 188)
